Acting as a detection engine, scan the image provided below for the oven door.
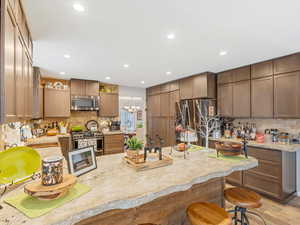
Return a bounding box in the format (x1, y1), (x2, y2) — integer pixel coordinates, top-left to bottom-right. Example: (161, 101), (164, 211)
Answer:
(71, 96), (99, 111)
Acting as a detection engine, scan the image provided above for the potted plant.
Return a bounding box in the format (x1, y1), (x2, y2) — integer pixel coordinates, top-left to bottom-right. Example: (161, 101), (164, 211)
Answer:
(126, 137), (144, 162)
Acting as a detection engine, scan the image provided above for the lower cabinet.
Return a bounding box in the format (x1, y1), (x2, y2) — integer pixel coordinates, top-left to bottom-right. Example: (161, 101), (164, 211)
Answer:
(104, 134), (124, 155)
(209, 140), (296, 202)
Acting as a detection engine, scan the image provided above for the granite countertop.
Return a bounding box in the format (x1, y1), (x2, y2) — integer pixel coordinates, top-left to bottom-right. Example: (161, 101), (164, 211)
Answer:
(1, 147), (257, 225)
(25, 134), (71, 146)
(209, 137), (300, 152)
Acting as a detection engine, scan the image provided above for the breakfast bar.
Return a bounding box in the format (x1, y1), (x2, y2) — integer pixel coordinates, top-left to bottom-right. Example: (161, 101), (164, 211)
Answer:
(1, 148), (257, 225)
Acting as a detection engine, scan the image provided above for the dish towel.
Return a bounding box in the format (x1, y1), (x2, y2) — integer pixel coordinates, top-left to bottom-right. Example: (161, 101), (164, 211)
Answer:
(208, 154), (249, 162)
(4, 183), (91, 218)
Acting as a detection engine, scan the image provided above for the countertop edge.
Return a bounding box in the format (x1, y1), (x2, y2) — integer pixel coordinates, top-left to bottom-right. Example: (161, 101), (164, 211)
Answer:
(53, 159), (258, 225)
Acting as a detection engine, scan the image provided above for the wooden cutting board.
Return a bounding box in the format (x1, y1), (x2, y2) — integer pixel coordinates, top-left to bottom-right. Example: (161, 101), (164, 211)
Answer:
(24, 174), (77, 200)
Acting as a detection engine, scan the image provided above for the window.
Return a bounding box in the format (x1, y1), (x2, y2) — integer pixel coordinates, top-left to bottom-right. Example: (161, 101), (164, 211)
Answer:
(120, 109), (136, 132)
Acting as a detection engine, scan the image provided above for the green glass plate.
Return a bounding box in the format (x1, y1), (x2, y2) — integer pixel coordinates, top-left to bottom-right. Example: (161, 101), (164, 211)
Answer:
(0, 146), (41, 185)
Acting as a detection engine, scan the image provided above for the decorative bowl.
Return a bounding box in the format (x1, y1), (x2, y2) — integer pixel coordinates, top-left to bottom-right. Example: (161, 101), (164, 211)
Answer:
(215, 142), (242, 156)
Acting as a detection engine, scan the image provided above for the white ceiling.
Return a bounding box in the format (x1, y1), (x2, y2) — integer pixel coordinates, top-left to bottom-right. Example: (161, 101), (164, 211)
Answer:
(23, 0), (300, 87)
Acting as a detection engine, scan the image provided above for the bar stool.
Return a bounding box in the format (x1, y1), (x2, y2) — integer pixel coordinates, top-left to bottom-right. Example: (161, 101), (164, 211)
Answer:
(224, 187), (266, 225)
(187, 202), (231, 225)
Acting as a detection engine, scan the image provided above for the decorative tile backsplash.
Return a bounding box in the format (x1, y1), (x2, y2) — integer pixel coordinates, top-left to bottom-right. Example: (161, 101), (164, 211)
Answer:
(234, 119), (300, 135)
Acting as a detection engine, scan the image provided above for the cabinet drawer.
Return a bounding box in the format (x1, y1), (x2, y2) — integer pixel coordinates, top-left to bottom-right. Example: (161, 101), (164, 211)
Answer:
(249, 159), (281, 180)
(248, 147), (281, 163)
(244, 171), (281, 199)
(105, 135), (124, 143)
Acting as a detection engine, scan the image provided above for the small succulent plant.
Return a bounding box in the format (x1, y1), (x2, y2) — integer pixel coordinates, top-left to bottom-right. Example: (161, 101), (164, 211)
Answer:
(126, 137), (143, 150)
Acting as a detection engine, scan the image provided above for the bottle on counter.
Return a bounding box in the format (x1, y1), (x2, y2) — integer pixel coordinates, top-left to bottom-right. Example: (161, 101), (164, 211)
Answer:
(250, 123), (257, 140)
(224, 123), (231, 139)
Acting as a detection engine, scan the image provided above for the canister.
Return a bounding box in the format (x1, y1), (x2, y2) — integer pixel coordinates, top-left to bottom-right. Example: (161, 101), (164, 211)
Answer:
(42, 156), (63, 186)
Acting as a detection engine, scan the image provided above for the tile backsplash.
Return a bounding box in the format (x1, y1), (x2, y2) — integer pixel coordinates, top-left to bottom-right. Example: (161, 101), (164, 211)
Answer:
(234, 119), (300, 135)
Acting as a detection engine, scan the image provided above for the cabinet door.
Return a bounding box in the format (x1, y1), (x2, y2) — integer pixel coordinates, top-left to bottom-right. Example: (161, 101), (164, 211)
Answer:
(217, 84), (233, 117)
(147, 95), (154, 118)
(15, 35), (24, 118)
(274, 72), (300, 118)
(232, 66), (251, 82)
(44, 89), (70, 117)
(23, 51), (29, 118)
(152, 94), (161, 117)
(179, 77), (193, 99)
(251, 60), (273, 79)
(4, 9), (17, 122)
(233, 80), (251, 117)
(193, 74), (206, 98)
(39, 87), (44, 118)
(85, 80), (99, 96)
(160, 92), (170, 117)
(169, 118), (176, 146)
(251, 77), (273, 118)
(274, 53), (300, 75)
(160, 83), (170, 93)
(217, 70), (233, 84)
(70, 79), (85, 96)
(99, 93), (119, 117)
(169, 90), (179, 117)
(169, 80), (179, 91)
(148, 85), (161, 95)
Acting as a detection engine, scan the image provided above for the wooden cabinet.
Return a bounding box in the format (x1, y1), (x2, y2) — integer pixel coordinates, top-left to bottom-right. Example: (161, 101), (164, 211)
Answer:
(193, 73), (216, 99)
(160, 83), (170, 93)
(151, 94), (161, 117)
(233, 80), (251, 117)
(70, 79), (86, 96)
(274, 72), (300, 118)
(15, 35), (24, 119)
(217, 70), (233, 84)
(179, 77), (194, 99)
(169, 90), (180, 117)
(44, 89), (71, 117)
(273, 53), (300, 75)
(251, 77), (273, 118)
(3, 8), (17, 122)
(169, 80), (179, 91)
(148, 85), (161, 95)
(217, 84), (233, 117)
(32, 67), (43, 118)
(99, 93), (119, 117)
(232, 66), (251, 82)
(85, 80), (99, 96)
(104, 134), (124, 155)
(251, 60), (273, 79)
(71, 79), (99, 96)
(160, 92), (170, 117)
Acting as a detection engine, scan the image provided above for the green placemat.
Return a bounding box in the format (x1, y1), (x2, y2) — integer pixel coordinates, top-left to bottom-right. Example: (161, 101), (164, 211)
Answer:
(4, 183), (91, 218)
(188, 145), (204, 152)
(208, 153), (248, 162)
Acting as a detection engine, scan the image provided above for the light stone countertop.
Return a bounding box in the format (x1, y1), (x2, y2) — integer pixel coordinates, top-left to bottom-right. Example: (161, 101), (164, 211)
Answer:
(0, 147), (258, 225)
(25, 134), (71, 146)
(102, 130), (124, 135)
(209, 137), (300, 152)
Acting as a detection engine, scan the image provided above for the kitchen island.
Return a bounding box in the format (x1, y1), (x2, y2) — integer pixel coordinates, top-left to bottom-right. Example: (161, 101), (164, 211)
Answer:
(1, 147), (257, 225)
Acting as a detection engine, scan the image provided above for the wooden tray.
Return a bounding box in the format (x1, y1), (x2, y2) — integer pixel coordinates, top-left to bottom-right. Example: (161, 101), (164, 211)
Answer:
(123, 155), (173, 171)
(24, 174), (77, 200)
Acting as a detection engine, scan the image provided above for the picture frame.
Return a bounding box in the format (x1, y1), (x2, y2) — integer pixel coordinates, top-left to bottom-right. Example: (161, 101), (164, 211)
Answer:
(68, 146), (97, 176)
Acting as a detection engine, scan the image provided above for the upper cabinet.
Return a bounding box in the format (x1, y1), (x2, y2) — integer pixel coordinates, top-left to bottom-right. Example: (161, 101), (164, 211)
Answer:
(180, 73), (216, 100)
(217, 83), (233, 117)
(70, 79), (99, 96)
(232, 80), (251, 117)
(179, 77), (194, 99)
(274, 72), (300, 118)
(44, 88), (71, 118)
(148, 85), (161, 95)
(32, 68), (43, 119)
(193, 72), (216, 99)
(169, 80), (179, 91)
(232, 66), (251, 82)
(273, 53), (300, 75)
(99, 93), (119, 117)
(217, 70), (234, 84)
(251, 77), (274, 118)
(251, 60), (273, 79)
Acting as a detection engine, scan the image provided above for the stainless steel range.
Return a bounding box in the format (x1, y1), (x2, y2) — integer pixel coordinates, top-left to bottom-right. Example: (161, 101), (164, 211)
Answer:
(71, 131), (104, 154)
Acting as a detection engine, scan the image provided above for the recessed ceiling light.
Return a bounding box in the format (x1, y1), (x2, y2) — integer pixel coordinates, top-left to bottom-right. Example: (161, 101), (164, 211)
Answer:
(140, 81), (145, 84)
(73, 3), (85, 12)
(167, 33), (175, 40)
(219, 51), (227, 56)
(123, 64), (129, 68)
(64, 54), (71, 59)
(166, 71), (172, 75)
(59, 72), (66, 75)
(105, 76), (111, 80)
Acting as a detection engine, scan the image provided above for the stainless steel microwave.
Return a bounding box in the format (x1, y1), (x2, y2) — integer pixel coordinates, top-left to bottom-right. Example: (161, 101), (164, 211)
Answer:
(71, 96), (99, 111)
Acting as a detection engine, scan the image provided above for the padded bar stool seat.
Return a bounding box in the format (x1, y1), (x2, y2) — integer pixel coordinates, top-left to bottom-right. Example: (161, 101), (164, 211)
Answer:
(187, 202), (231, 225)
